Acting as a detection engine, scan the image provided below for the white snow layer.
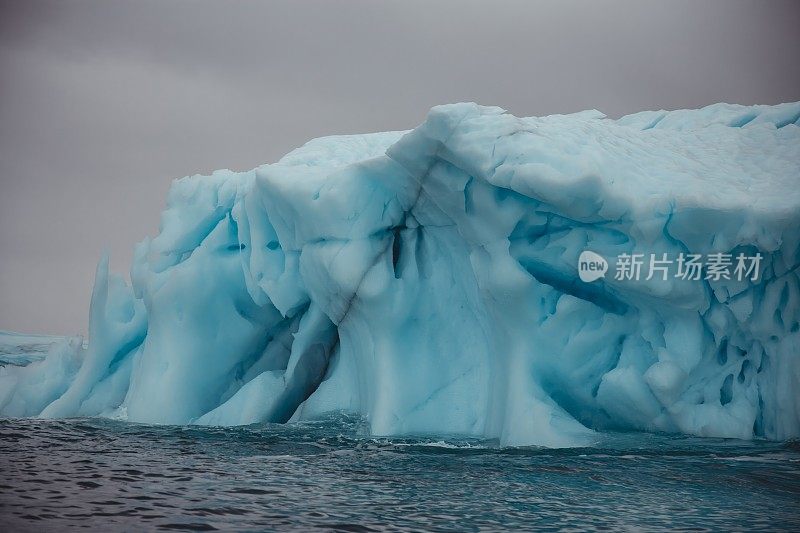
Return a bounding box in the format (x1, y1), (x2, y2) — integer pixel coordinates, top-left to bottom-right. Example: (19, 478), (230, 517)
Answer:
(2, 102), (799, 447)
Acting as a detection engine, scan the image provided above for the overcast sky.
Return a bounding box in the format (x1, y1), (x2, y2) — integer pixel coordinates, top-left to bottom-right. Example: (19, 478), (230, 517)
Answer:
(1, 0), (799, 336)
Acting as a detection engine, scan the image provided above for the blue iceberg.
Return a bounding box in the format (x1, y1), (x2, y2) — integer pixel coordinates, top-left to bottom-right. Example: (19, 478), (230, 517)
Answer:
(2, 102), (799, 447)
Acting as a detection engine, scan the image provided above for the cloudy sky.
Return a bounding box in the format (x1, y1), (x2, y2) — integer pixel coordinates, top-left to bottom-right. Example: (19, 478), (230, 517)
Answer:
(1, 0), (799, 335)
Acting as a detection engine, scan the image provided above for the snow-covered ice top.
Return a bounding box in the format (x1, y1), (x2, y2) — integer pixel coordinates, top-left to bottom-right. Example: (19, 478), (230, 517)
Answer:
(2, 101), (799, 447)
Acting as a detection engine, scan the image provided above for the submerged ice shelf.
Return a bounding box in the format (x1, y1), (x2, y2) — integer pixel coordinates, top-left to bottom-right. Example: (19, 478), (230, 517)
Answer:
(2, 102), (799, 447)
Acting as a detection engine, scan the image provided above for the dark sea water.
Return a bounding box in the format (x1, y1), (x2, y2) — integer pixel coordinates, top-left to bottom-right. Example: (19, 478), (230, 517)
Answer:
(1, 416), (799, 532)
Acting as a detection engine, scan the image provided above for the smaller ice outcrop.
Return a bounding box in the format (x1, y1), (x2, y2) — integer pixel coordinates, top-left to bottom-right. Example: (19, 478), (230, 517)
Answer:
(0, 332), (84, 417)
(1, 101), (798, 447)
(0, 331), (80, 367)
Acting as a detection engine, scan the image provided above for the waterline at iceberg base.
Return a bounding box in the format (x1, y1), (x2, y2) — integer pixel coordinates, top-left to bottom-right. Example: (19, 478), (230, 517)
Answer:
(2, 102), (799, 448)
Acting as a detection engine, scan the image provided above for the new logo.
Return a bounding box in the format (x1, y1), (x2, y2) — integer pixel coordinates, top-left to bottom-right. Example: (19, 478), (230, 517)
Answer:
(578, 251), (608, 282)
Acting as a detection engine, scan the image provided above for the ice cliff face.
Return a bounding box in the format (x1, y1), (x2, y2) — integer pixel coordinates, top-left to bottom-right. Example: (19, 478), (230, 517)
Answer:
(2, 102), (799, 447)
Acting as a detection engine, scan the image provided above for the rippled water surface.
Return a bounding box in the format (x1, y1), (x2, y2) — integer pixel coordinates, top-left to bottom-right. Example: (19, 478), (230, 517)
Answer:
(1, 417), (799, 531)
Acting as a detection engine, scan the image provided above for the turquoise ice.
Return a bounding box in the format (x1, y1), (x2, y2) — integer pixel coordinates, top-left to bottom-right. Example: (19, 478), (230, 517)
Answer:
(2, 101), (799, 447)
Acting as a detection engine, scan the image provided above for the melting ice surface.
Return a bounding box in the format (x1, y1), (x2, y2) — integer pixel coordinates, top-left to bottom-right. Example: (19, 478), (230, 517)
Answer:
(1, 102), (800, 448)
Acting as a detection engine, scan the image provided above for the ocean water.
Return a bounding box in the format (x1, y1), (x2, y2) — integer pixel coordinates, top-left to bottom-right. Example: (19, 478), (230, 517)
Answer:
(1, 416), (798, 531)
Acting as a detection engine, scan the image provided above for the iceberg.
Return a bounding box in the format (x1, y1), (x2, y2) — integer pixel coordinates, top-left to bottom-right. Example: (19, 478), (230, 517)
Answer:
(1, 102), (799, 447)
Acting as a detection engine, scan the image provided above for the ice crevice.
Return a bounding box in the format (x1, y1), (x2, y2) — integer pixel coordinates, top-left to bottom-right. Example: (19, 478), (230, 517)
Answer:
(1, 101), (799, 447)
